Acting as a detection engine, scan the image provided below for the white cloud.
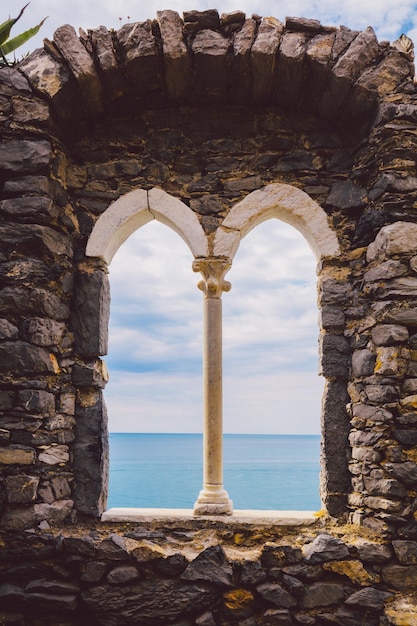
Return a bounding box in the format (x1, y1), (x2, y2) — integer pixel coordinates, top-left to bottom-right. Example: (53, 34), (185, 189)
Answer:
(104, 219), (322, 433)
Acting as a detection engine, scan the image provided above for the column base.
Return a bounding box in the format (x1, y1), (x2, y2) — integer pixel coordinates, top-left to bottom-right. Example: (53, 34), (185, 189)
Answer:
(193, 485), (233, 516)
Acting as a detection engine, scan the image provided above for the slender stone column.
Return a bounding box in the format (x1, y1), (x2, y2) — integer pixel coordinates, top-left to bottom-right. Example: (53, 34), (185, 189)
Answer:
(193, 258), (233, 515)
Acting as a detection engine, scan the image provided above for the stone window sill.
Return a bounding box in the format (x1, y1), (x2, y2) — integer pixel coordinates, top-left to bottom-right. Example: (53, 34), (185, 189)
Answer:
(101, 508), (318, 526)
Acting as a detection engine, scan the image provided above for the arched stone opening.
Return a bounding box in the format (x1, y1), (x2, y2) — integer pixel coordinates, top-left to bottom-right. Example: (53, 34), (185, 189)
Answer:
(82, 182), (345, 516)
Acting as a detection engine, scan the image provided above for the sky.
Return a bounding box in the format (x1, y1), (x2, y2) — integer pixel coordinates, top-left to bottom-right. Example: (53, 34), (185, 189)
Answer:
(6, 0), (417, 434)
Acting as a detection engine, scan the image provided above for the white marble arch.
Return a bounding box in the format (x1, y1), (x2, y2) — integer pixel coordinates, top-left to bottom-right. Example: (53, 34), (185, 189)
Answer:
(213, 183), (340, 261)
(86, 187), (209, 264)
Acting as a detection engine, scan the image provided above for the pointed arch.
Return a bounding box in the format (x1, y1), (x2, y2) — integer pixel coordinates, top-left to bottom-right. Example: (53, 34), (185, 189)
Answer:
(86, 187), (209, 264)
(213, 183), (340, 262)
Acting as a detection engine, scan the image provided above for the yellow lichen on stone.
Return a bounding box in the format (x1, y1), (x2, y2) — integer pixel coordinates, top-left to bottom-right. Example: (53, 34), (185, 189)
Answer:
(223, 588), (255, 613)
(129, 539), (167, 562)
(400, 395), (417, 409)
(385, 595), (417, 626)
(322, 559), (380, 585)
(234, 533), (246, 546)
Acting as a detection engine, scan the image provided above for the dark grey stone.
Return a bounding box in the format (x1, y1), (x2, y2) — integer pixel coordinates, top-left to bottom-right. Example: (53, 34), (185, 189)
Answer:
(72, 270), (110, 356)
(154, 554), (188, 577)
(80, 560), (108, 582)
(381, 564), (417, 592)
(303, 534), (349, 564)
(256, 583), (297, 608)
(0, 342), (58, 374)
(181, 545), (233, 587)
(0, 287), (69, 321)
(0, 319), (18, 339)
(96, 535), (131, 561)
(365, 384), (398, 403)
(393, 429), (417, 446)
(18, 389), (55, 416)
(320, 307), (345, 330)
(190, 195), (224, 215)
(63, 535), (96, 557)
(326, 180), (367, 209)
(371, 324), (409, 346)
(22, 318), (66, 347)
(5, 474), (39, 504)
(392, 540), (417, 564)
(354, 541), (392, 563)
(107, 565), (140, 584)
(261, 545), (302, 568)
(262, 608), (292, 625)
(345, 586), (393, 610)
(281, 574), (304, 597)
(320, 279), (352, 305)
(72, 360), (108, 388)
(301, 582), (344, 608)
(352, 349), (375, 377)
(0, 140), (51, 173)
(319, 335), (350, 378)
(240, 560), (267, 585)
(82, 579), (220, 625)
(385, 461), (417, 487)
(320, 380), (351, 515)
(364, 477), (406, 498)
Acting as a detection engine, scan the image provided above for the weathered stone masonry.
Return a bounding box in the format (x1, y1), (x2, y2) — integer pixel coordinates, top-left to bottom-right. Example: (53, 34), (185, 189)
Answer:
(1, 7), (417, 624)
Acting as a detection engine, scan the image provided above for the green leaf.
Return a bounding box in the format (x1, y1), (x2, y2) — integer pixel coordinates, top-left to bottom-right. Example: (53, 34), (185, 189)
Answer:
(1, 16), (47, 56)
(0, 3), (29, 46)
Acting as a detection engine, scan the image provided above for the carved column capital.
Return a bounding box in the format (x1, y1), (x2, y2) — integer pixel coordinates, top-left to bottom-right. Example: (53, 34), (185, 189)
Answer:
(193, 258), (232, 298)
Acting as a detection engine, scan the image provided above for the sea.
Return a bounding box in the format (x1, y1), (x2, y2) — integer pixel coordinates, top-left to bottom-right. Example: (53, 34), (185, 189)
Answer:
(108, 433), (321, 511)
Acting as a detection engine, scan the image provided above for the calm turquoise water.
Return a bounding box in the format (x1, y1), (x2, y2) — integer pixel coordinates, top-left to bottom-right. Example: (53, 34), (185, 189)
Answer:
(108, 433), (321, 510)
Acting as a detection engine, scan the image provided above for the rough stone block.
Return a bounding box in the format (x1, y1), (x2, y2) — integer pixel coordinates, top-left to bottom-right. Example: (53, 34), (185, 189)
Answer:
(18, 389), (55, 416)
(90, 26), (126, 100)
(319, 27), (379, 117)
(364, 260), (408, 282)
(116, 21), (161, 101)
(0, 287), (69, 321)
(5, 474), (39, 503)
(157, 11), (190, 101)
(367, 222), (417, 262)
(0, 318), (18, 339)
(274, 31), (307, 108)
(375, 346), (409, 377)
(251, 17), (283, 103)
(301, 582), (344, 608)
(0, 140), (51, 173)
(182, 546), (233, 587)
(0, 342), (58, 375)
(191, 30), (230, 102)
(319, 334), (350, 379)
(23, 318), (66, 347)
(371, 324), (409, 346)
(54, 24), (103, 115)
(230, 18), (257, 102)
(72, 359), (109, 388)
(319, 307), (345, 330)
(19, 48), (72, 100)
(0, 446), (35, 465)
(302, 534), (349, 564)
(72, 270), (110, 357)
(256, 582), (297, 608)
(352, 349), (375, 377)
(0, 223), (72, 257)
(38, 445), (70, 465)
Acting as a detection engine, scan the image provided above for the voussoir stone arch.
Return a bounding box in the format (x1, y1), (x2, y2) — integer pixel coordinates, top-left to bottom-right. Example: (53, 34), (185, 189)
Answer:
(86, 187), (209, 264)
(213, 183), (340, 261)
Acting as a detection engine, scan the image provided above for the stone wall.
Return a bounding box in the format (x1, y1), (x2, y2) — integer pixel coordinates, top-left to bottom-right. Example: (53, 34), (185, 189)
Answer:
(1, 8), (417, 624)
(1, 516), (417, 625)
